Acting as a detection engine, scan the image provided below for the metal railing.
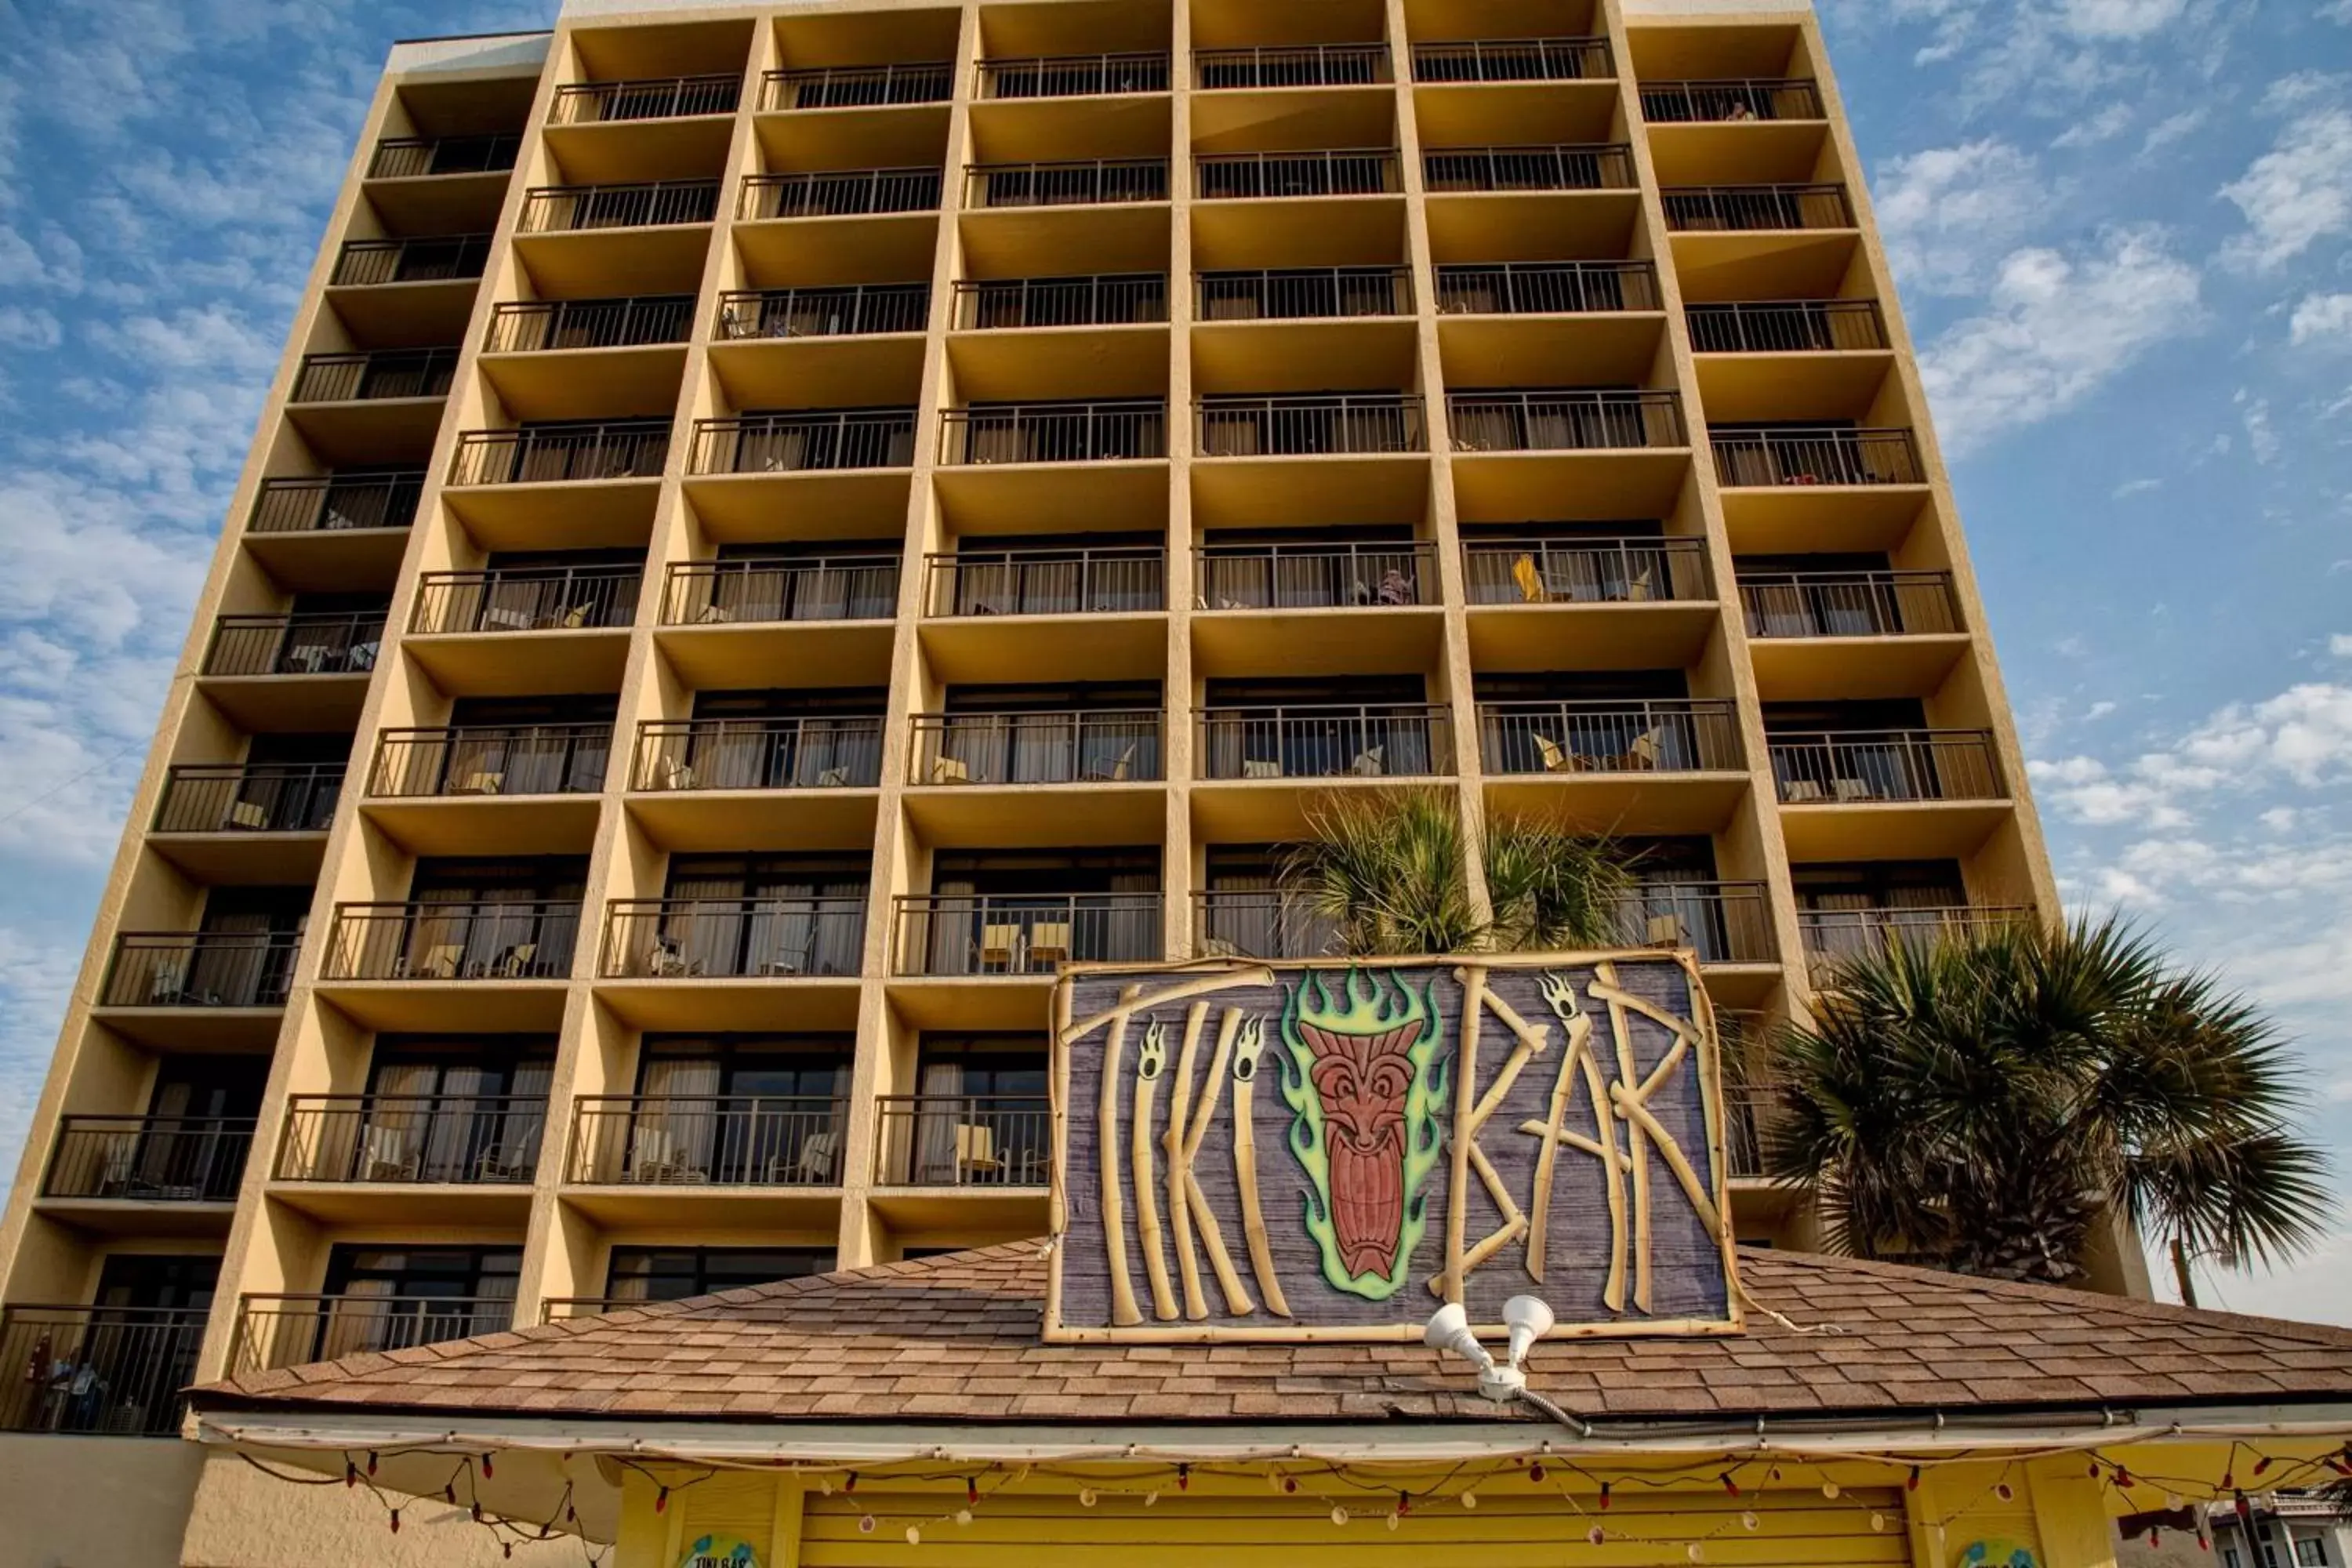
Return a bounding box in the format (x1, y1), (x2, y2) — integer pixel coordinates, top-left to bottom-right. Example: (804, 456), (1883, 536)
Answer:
(761, 62), (954, 110)
(234, 1294), (514, 1374)
(600, 897), (868, 978)
(519, 179), (720, 232)
(1479, 699), (1743, 775)
(411, 565), (642, 634)
(449, 421), (672, 485)
(633, 717), (885, 791)
(550, 73), (742, 123)
(1769, 729), (2002, 804)
(368, 134), (519, 180)
(1196, 266), (1411, 319)
(718, 283), (932, 339)
(963, 158), (1169, 209)
(926, 546), (1163, 615)
(1192, 890), (1341, 960)
(977, 52), (1171, 98)
(289, 348), (457, 404)
(1447, 389), (1686, 451)
(1435, 260), (1660, 315)
(1424, 143), (1635, 191)
(690, 409), (918, 473)
(100, 931), (299, 1009)
(873, 1095), (1051, 1186)
(951, 273), (1167, 329)
(1611, 880), (1774, 964)
(368, 724), (612, 798)
(204, 612), (383, 677)
(1640, 78), (1824, 122)
(1463, 536), (1711, 604)
(1686, 299), (1886, 354)
(154, 763), (343, 834)
(1800, 905), (2031, 973)
(0, 1305), (212, 1436)
(893, 893), (1162, 975)
(739, 167), (943, 220)
(1738, 570), (1959, 637)
(1411, 36), (1613, 82)
(485, 295), (693, 352)
(1196, 393), (1425, 456)
(1196, 540), (1434, 608)
(274, 1095), (546, 1184)
(322, 902), (580, 981)
(1711, 425), (1922, 486)
(910, 710), (1163, 786)
(1197, 704), (1452, 779)
(568, 1096), (849, 1185)
(940, 399), (1167, 463)
(331, 234), (492, 287)
(1661, 183), (1853, 231)
(661, 555), (902, 624)
(1193, 44), (1391, 89)
(1195, 148), (1401, 199)
(43, 1115), (253, 1202)
(249, 471), (423, 535)
(542, 1298), (643, 1319)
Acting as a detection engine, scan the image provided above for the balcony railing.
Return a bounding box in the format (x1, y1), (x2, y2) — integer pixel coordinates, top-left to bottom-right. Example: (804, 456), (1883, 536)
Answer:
(894, 893), (1162, 975)
(873, 1095), (1051, 1186)
(940, 399), (1167, 463)
(739, 167), (943, 220)
(1199, 703), (1452, 780)
(977, 52), (1171, 98)
(411, 565), (643, 634)
(1613, 880), (1775, 964)
(42, 1115), (253, 1203)
(1661, 183), (1852, 232)
(368, 724), (612, 798)
(926, 546), (1163, 616)
(761, 62), (954, 110)
(1686, 299), (1886, 354)
(274, 1095), (546, 1184)
(963, 158), (1170, 209)
(289, 348), (458, 404)
(661, 555), (902, 624)
(550, 73), (742, 124)
(519, 179), (721, 232)
(1640, 78), (1824, 123)
(633, 716), (884, 792)
(911, 710), (1164, 786)
(0, 1305), (210, 1436)
(1411, 36), (1613, 82)
(322, 902), (579, 982)
(1193, 44), (1391, 89)
(1464, 536), (1711, 604)
(154, 762), (343, 834)
(1192, 890), (1340, 960)
(1711, 426), (1922, 486)
(1195, 148), (1401, 199)
(1196, 266), (1412, 320)
(369, 134), (519, 180)
(718, 282), (932, 339)
(1196, 540), (1435, 608)
(1448, 389), (1686, 451)
(100, 931), (299, 1010)
(568, 1095), (849, 1185)
(484, 295), (693, 353)
(234, 1294), (514, 1375)
(1769, 729), (2002, 804)
(951, 273), (1168, 329)
(331, 234), (492, 287)
(449, 420), (672, 485)
(1479, 699), (1743, 775)
(1424, 143), (1635, 192)
(1800, 905), (2031, 973)
(1435, 260), (1661, 315)
(203, 612), (383, 677)
(600, 897), (867, 978)
(689, 409), (918, 473)
(1196, 393), (1426, 456)
(249, 471), (423, 535)
(1738, 570), (1960, 637)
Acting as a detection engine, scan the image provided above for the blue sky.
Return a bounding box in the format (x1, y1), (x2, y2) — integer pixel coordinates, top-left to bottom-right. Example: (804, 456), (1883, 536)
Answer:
(0, 0), (2349, 1316)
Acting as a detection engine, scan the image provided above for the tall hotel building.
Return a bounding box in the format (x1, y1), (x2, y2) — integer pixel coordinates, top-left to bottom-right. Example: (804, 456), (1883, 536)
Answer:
(0, 0), (2079, 1558)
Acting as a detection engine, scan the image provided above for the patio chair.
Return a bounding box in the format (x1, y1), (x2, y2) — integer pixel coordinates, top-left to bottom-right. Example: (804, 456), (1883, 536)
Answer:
(978, 923), (1025, 972)
(1240, 759), (1282, 779)
(226, 800), (272, 829)
(777, 1131), (840, 1185)
(475, 1144), (534, 1182)
(1083, 744), (1136, 783)
(1534, 735), (1577, 775)
(1617, 728), (1664, 771)
(404, 944), (463, 980)
(360, 1124), (418, 1182)
(1025, 921), (1072, 967)
(659, 759), (696, 792)
(955, 1123), (1003, 1183)
(455, 771), (504, 795)
(490, 943), (538, 978)
(1348, 745), (1386, 777)
(1645, 912), (1690, 947)
(930, 755), (971, 785)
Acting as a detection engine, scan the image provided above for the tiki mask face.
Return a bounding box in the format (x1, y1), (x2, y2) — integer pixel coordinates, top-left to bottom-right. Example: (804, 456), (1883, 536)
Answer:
(1301, 1022), (1420, 1278)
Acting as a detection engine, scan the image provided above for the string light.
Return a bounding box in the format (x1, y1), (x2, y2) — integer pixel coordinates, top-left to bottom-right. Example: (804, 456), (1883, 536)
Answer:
(1461, 1490), (1479, 1510)
(1907, 1465), (1922, 1492)
(1178, 1465), (1191, 1491)
(858, 1515), (876, 1534)
(1721, 1472), (1740, 1497)
(1589, 1525), (1607, 1545)
(481, 1454), (494, 1479)
(1601, 1481), (1613, 1509)
(1330, 1505), (1349, 1526)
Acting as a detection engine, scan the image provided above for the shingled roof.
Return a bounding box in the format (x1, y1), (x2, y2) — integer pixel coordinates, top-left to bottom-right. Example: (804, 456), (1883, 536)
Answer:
(190, 1243), (2352, 1428)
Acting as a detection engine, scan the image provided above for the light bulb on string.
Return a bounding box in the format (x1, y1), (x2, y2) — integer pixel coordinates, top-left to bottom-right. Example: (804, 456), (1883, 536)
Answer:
(1823, 1482), (1841, 1500)
(857, 1515), (876, 1535)
(1995, 1483), (2014, 1502)
(1461, 1491), (1479, 1511)
(1331, 1506), (1350, 1526)
(1079, 1489), (1098, 1508)
(956, 1510), (974, 1527)
(1688, 1544), (1705, 1562)
(390, 1511), (401, 1536)
(1742, 1512), (1759, 1532)
(1599, 1482), (1613, 1510)
(1144, 1490), (1160, 1508)
(906, 1526), (923, 1546)
(1907, 1466), (1921, 1493)
(1871, 1514), (1888, 1534)
(482, 1454), (494, 1479)
(1588, 1526), (1606, 1547)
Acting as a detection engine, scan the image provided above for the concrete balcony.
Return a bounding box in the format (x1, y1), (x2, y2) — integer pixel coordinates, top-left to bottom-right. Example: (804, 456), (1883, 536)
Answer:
(271, 1094), (545, 1221)
(39, 1114), (253, 1214)
(1800, 904), (2033, 979)
(1462, 535), (1716, 669)
(150, 762), (343, 881)
(1769, 728), (2009, 859)
(362, 724), (610, 855)
(1738, 568), (1966, 699)
(0, 1305), (209, 1436)
(655, 554), (900, 689)
(233, 1294), (514, 1376)
(96, 931), (298, 1048)
(626, 716), (884, 854)
(1479, 698), (1748, 833)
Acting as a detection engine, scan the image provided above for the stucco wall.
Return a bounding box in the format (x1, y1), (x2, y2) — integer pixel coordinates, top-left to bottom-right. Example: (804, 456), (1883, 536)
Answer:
(0, 1435), (205, 1568)
(179, 1453), (582, 1568)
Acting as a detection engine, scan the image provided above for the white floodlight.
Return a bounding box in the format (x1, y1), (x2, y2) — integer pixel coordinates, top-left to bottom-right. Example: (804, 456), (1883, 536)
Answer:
(1502, 1294), (1555, 1372)
(1424, 1301), (1536, 1401)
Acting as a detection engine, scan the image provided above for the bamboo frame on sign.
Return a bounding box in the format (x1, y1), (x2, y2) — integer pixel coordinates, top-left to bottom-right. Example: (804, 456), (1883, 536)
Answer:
(1132, 1019), (1178, 1322)
(1229, 1017), (1290, 1317)
(1098, 983), (1143, 1327)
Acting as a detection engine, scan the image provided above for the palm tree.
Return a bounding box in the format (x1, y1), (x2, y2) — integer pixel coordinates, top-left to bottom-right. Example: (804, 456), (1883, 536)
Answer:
(1759, 916), (2329, 1288)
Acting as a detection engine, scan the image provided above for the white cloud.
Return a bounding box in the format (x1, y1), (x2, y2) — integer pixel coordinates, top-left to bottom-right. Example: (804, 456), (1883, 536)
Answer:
(2053, 103), (2132, 149)
(2111, 477), (2161, 499)
(2139, 107), (2207, 154)
(2057, 0), (2186, 38)
(2238, 391), (2281, 465)
(2332, 635), (2352, 659)
(0, 306), (59, 349)
(2292, 294), (2352, 347)
(2220, 102), (2352, 272)
(1871, 140), (2042, 296)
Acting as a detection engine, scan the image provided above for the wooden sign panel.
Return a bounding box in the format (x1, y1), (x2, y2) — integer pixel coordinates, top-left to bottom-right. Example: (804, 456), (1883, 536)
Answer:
(1047, 954), (1742, 1342)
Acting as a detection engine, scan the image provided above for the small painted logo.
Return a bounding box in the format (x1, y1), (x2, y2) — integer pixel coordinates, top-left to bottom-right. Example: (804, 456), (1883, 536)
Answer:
(680, 1534), (760, 1568)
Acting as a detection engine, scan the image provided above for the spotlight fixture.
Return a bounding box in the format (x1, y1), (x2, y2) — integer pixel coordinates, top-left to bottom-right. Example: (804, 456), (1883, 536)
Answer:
(1423, 1294), (1557, 1402)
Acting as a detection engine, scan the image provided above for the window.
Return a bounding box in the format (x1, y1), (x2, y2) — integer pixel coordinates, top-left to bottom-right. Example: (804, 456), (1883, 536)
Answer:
(2223, 1548), (2240, 1568)
(311, 1246), (521, 1361)
(2295, 1539), (2328, 1567)
(605, 1247), (833, 1302)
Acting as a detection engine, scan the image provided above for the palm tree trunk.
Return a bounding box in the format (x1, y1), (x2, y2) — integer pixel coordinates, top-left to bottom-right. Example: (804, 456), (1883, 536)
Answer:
(2170, 1237), (2199, 1308)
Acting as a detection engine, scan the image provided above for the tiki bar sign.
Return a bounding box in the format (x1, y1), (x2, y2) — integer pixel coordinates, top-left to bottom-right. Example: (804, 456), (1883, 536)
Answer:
(1047, 954), (1743, 1342)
